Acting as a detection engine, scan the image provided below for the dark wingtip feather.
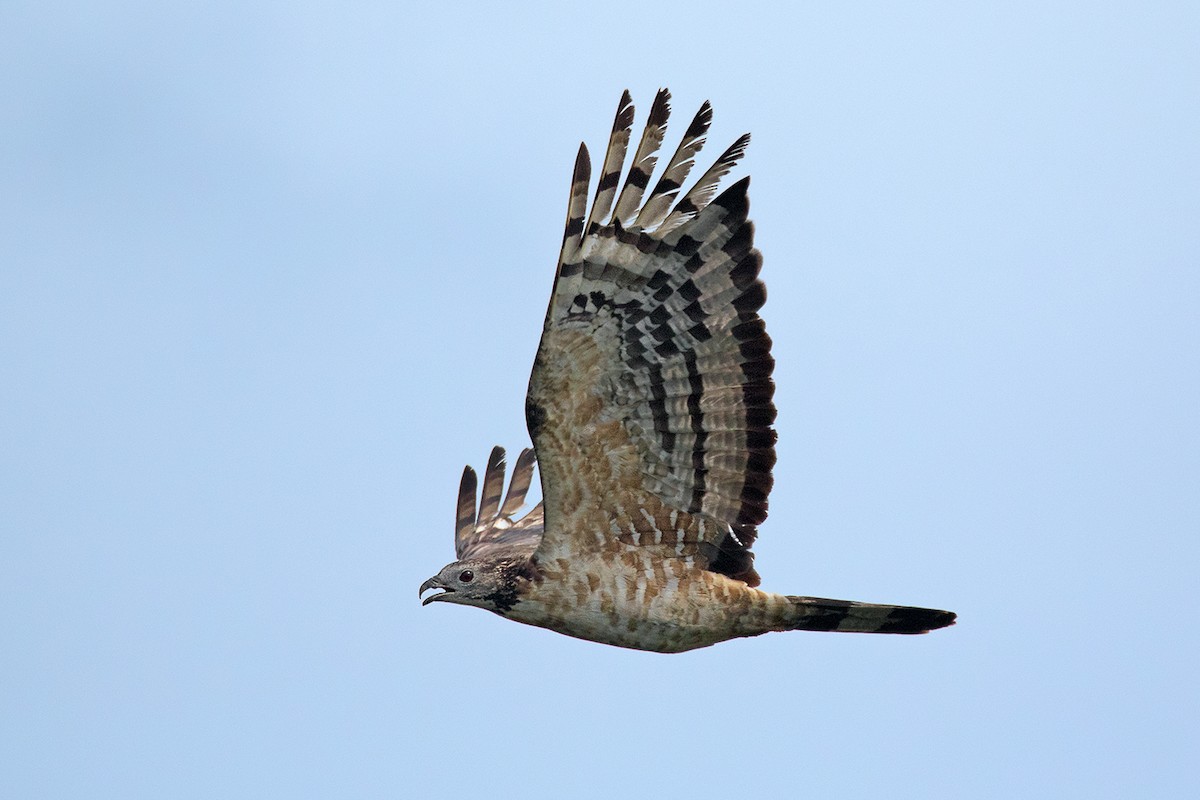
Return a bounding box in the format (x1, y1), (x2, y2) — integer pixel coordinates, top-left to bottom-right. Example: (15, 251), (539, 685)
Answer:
(711, 175), (751, 215)
(486, 446), (506, 471)
(616, 89), (634, 124)
(685, 101), (713, 138)
(648, 87), (671, 126)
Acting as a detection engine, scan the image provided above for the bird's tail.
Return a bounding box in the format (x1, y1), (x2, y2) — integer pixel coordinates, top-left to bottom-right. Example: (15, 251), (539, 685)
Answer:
(786, 596), (956, 634)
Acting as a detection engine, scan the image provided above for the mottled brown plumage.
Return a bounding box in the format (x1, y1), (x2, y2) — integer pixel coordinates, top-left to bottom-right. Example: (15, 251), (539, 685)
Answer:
(420, 90), (956, 652)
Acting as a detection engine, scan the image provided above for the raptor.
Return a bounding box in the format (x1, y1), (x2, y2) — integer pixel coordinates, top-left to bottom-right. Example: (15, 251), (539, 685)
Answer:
(420, 90), (955, 653)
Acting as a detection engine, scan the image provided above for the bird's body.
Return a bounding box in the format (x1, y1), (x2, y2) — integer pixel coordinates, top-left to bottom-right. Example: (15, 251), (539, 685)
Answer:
(420, 90), (956, 652)
(506, 552), (789, 654)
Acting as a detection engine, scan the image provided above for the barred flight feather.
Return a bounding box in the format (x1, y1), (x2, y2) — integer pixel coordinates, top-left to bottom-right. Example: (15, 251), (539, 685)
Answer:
(584, 90), (634, 236)
(454, 446), (544, 561)
(556, 144), (591, 270)
(611, 88), (671, 227)
(529, 90), (776, 586)
(634, 100), (713, 230)
(658, 134), (751, 235)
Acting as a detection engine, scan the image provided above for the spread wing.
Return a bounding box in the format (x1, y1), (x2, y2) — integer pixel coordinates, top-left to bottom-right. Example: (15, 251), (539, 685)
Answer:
(525, 90), (775, 586)
(455, 446), (544, 561)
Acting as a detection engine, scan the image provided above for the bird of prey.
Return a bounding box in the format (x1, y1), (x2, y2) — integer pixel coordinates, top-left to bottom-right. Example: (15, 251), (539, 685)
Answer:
(420, 90), (955, 652)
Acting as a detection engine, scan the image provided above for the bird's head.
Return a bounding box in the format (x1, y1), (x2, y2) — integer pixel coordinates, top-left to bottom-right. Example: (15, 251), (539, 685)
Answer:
(419, 558), (528, 613)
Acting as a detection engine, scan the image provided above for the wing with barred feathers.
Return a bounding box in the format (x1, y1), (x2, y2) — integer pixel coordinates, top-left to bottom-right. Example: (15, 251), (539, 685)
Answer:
(526, 89), (775, 586)
(454, 446), (544, 562)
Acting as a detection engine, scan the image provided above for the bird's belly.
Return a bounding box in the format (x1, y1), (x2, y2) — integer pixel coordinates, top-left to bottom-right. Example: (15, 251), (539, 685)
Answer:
(506, 596), (722, 653)
(504, 557), (776, 653)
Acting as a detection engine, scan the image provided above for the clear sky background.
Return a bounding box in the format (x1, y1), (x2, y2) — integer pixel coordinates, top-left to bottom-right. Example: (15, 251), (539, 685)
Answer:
(2, 2), (1197, 798)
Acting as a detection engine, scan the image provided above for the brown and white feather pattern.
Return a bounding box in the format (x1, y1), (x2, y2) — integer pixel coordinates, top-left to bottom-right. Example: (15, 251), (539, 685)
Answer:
(454, 446), (543, 562)
(584, 90), (634, 236)
(611, 89), (670, 227)
(421, 91), (956, 653)
(529, 91), (773, 587)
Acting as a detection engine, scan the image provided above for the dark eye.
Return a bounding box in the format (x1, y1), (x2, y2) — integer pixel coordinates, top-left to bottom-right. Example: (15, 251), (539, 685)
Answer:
(458, 569), (474, 583)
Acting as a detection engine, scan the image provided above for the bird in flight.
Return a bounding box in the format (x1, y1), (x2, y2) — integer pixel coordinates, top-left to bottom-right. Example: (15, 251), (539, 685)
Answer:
(420, 90), (955, 652)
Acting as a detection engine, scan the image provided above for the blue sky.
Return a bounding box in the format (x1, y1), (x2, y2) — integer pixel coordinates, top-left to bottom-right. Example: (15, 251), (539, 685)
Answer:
(2, 2), (1197, 797)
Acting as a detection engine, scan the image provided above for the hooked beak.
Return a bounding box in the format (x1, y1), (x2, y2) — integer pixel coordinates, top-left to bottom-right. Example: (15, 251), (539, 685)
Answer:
(419, 576), (452, 606)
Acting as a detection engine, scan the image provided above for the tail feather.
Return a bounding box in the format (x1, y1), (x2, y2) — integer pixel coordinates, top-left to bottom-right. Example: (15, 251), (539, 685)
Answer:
(787, 596), (956, 635)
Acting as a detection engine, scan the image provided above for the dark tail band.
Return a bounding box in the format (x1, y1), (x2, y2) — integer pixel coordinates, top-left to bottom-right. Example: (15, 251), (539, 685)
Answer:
(787, 596), (956, 635)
